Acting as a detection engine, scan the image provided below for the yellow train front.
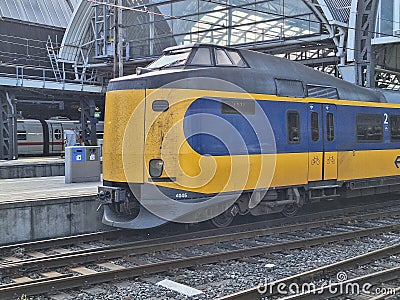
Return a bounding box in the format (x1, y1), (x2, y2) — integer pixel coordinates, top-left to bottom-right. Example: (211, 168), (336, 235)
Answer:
(98, 43), (400, 229)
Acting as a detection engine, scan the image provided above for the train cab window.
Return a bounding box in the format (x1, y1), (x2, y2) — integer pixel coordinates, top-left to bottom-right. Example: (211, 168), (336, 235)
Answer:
(227, 50), (248, 67)
(276, 79), (305, 98)
(356, 113), (383, 142)
(326, 113), (334, 141)
(17, 131), (27, 140)
(147, 48), (191, 69)
(215, 48), (234, 66)
(311, 112), (319, 141)
(390, 115), (400, 142)
(189, 47), (213, 66)
(287, 111), (300, 143)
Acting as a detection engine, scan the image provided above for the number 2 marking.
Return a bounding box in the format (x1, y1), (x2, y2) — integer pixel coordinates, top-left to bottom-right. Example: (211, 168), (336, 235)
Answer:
(384, 113), (389, 125)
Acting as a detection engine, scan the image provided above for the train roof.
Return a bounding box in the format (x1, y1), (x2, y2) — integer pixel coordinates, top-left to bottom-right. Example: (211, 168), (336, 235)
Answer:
(111, 44), (388, 103)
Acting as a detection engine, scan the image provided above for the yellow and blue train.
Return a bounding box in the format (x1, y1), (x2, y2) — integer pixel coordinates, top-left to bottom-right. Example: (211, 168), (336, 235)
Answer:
(98, 43), (400, 228)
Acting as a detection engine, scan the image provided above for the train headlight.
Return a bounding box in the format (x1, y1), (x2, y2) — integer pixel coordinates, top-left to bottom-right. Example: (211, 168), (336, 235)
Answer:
(149, 159), (164, 177)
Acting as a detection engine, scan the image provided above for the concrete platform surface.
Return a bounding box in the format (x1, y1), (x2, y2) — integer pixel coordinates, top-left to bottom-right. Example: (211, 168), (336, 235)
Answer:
(0, 176), (98, 202)
(0, 156), (64, 166)
(0, 176), (106, 245)
(0, 157), (65, 179)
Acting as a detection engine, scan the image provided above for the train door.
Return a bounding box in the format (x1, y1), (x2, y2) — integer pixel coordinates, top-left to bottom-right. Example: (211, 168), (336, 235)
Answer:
(307, 103), (337, 181)
(48, 122), (63, 154)
(50, 122), (63, 154)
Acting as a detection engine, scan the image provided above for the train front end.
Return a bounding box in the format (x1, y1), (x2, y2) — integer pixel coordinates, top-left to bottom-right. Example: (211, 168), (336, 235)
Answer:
(98, 44), (277, 229)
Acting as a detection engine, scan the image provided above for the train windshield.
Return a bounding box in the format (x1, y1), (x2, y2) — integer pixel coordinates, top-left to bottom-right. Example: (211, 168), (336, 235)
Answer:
(147, 48), (191, 69)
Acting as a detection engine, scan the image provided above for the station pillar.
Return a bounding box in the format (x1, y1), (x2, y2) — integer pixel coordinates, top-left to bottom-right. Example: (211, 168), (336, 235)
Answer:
(0, 91), (17, 160)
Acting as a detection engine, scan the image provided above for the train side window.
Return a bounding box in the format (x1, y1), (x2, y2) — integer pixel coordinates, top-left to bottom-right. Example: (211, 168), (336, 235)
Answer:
(287, 111), (300, 143)
(326, 113), (334, 141)
(17, 131), (27, 140)
(54, 129), (62, 140)
(189, 47), (213, 66)
(275, 79), (305, 98)
(356, 113), (383, 142)
(311, 112), (319, 141)
(390, 115), (400, 142)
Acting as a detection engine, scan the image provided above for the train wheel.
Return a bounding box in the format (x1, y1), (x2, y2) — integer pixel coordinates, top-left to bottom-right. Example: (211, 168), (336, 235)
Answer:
(211, 210), (235, 228)
(281, 203), (299, 217)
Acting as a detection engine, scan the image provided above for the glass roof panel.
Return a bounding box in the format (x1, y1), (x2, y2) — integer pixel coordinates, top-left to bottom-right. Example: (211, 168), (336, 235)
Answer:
(0, 0), (76, 28)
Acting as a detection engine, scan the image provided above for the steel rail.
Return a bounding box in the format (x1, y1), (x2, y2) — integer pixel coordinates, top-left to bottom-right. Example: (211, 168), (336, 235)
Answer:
(1, 222), (400, 299)
(216, 244), (400, 299)
(2, 207), (400, 276)
(0, 230), (126, 253)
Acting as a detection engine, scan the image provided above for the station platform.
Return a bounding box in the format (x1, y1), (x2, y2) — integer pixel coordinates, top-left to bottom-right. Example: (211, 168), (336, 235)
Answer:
(0, 176), (107, 245)
(0, 157), (64, 179)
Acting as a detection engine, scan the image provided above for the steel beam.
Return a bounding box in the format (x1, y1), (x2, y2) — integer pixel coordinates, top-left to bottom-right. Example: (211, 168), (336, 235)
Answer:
(353, 0), (379, 87)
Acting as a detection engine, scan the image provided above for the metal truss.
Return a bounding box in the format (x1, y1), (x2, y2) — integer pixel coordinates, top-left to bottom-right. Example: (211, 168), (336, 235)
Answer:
(375, 68), (400, 91)
(0, 91), (17, 160)
(93, 0), (115, 59)
(353, 0), (379, 87)
(283, 46), (340, 76)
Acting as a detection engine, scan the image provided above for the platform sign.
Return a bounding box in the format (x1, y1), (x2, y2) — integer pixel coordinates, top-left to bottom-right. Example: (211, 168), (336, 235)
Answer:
(72, 147), (85, 163)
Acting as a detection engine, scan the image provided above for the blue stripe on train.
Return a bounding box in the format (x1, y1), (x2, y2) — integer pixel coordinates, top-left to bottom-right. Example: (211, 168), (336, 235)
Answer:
(183, 97), (400, 156)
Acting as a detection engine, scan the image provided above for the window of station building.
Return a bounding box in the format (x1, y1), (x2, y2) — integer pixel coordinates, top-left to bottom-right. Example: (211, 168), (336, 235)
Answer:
(287, 111), (300, 143)
(390, 115), (400, 142)
(326, 113), (334, 141)
(356, 113), (383, 142)
(189, 47), (213, 66)
(275, 79), (305, 98)
(311, 112), (319, 141)
(221, 99), (255, 115)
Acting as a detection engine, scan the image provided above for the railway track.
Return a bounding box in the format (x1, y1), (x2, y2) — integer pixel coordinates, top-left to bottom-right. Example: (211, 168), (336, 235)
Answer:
(218, 243), (400, 300)
(1, 202), (400, 299)
(0, 198), (397, 257)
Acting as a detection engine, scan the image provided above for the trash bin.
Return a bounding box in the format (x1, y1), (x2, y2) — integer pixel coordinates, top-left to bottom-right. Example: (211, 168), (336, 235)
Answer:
(65, 146), (101, 183)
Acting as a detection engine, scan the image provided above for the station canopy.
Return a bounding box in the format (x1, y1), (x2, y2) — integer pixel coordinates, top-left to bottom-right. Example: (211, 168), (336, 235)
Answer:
(59, 0), (321, 64)
(0, 0), (79, 28)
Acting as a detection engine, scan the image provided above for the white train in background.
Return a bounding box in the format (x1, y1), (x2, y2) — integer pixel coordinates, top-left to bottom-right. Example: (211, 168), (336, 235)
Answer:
(17, 118), (104, 156)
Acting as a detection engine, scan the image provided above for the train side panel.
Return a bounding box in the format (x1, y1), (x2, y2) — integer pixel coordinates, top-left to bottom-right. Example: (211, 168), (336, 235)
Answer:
(17, 120), (44, 155)
(103, 89), (146, 184)
(336, 105), (400, 181)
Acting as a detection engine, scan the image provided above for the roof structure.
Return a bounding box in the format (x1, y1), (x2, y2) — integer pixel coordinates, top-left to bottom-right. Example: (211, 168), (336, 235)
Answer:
(0, 0), (79, 28)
